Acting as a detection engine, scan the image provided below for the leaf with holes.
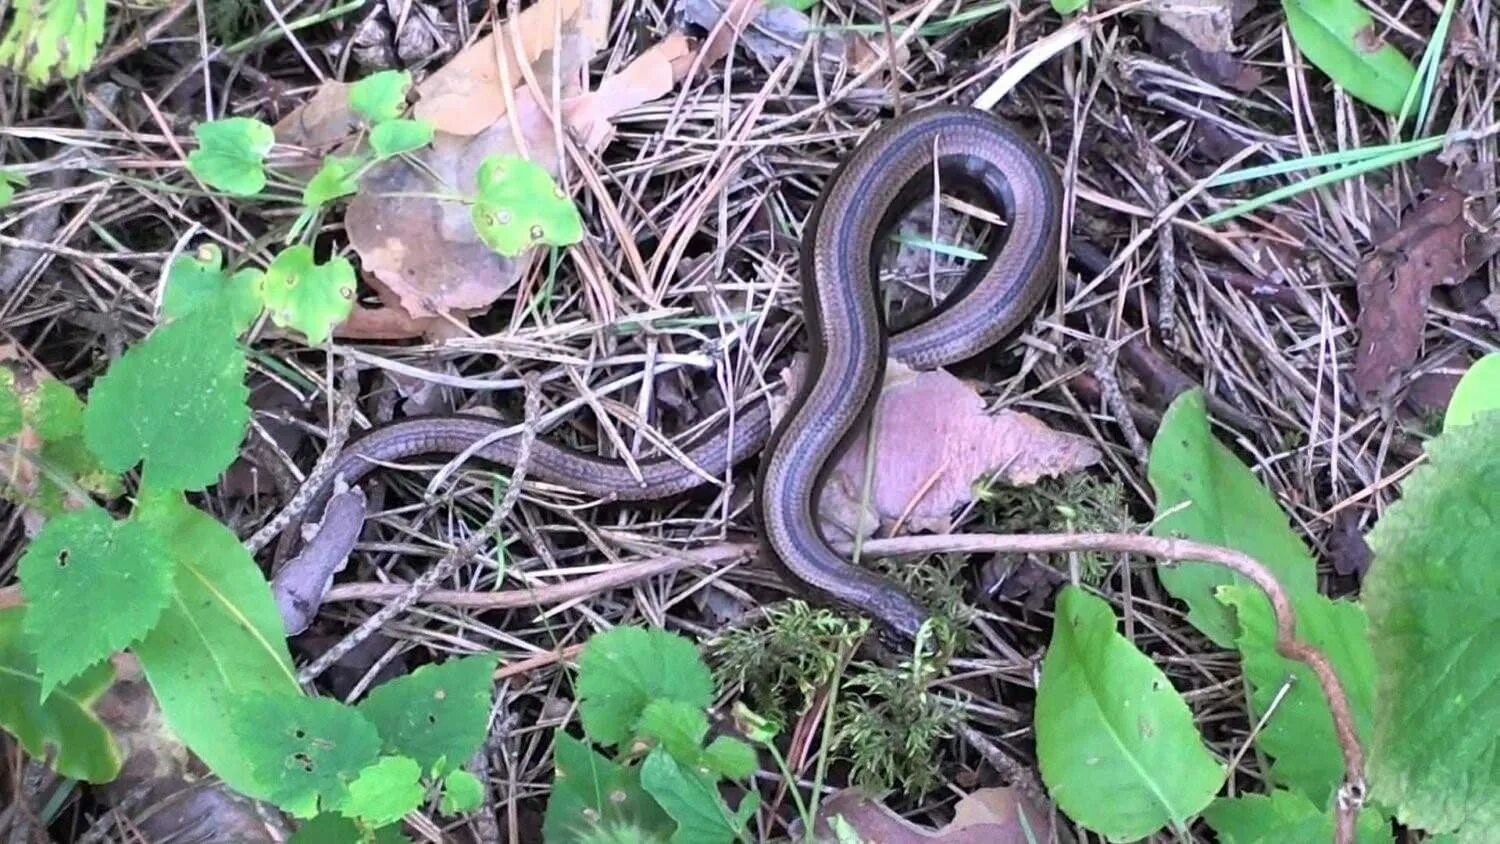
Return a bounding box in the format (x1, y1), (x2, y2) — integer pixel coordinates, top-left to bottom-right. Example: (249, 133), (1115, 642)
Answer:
(256, 245), (357, 345)
(187, 117), (275, 196)
(1281, 0), (1416, 115)
(132, 489), (300, 802)
(1147, 389), (1319, 647)
(336, 755), (425, 827)
(640, 747), (759, 844)
(370, 119), (434, 160)
(161, 244), (263, 332)
(575, 626), (714, 748)
(18, 507), (173, 698)
(234, 691), (383, 817)
(440, 768), (484, 815)
(356, 653), (498, 775)
(82, 304), (249, 490)
(1035, 585), (1225, 841)
(543, 733), (672, 843)
(349, 69), (412, 124)
(0, 607), (121, 783)
(469, 154), (584, 257)
(303, 155), (365, 211)
(1364, 417), (1500, 837)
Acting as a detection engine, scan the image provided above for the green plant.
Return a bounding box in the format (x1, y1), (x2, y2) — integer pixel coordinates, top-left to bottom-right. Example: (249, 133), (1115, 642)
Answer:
(977, 474), (1134, 584)
(834, 657), (958, 796)
(0, 168), (26, 207)
(544, 625), (761, 844)
(711, 601), (864, 726)
(0, 0), (105, 84)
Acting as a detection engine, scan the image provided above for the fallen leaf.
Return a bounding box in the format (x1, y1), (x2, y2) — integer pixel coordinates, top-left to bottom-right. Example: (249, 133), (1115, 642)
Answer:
(1150, 0), (1242, 53)
(413, 0), (612, 136)
(1144, 0), (1263, 94)
(803, 787), (1069, 843)
(685, 0), (903, 77)
(1354, 185), (1500, 403)
(777, 358), (1102, 540)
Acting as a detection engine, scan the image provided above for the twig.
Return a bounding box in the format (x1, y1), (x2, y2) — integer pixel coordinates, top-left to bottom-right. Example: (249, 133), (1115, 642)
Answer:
(1088, 342), (1149, 463)
(296, 376), (542, 686)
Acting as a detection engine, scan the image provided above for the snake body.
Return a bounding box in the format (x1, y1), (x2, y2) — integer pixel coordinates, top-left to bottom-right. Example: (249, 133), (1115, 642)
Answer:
(285, 106), (1063, 641)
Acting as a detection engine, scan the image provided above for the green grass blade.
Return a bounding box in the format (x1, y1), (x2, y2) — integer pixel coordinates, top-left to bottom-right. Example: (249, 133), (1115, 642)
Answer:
(1207, 136), (1441, 187)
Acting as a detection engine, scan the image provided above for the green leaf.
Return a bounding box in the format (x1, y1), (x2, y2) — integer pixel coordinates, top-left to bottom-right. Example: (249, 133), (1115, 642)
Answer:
(356, 653), (498, 774)
(440, 768), (484, 814)
(18, 508), (173, 698)
(0, 0), (106, 83)
(31, 379), (83, 441)
(0, 607), (121, 783)
(132, 489), (299, 802)
(82, 305), (249, 490)
(1281, 0), (1416, 115)
(700, 737), (757, 781)
(235, 691), (383, 817)
(349, 69), (412, 124)
(578, 824), (667, 844)
(0, 168), (25, 208)
(1364, 418), (1500, 836)
(303, 155), (365, 210)
(256, 245), (357, 345)
(370, 119), (434, 160)
(1218, 585), (1376, 805)
(765, 0), (817, 10)
(1146, 389), (1319, 647)
(469, 154), (584, 257)
(161, 245), (263, 333)
(187, 117), (275, 197)
(336, 755), (425, 827)
(1203, 790), (1391, 843)
(0, 374), (20, 438)
(544, 733), (672, 843)
(640, 747), (759, 844)
(1035, 586), (1225, 841)
(575, 626), (714, 748)
(1444, 353), (1500, 432)
(1050, 0), (1088, 13)
(636, 699), (709, 764)
(289, 813), (365, 844)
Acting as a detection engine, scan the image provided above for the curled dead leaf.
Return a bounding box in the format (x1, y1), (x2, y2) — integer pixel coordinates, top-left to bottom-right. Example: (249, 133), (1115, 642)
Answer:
(776, 358), (1102, 540)
(803, 786), (1069, 843)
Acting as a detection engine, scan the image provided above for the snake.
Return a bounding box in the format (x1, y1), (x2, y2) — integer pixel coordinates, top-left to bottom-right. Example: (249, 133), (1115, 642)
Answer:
(280, 105), (1063, 643)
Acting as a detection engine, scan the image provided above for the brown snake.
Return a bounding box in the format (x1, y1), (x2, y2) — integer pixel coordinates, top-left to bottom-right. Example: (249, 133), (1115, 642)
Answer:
(281, 106), (1063, 643)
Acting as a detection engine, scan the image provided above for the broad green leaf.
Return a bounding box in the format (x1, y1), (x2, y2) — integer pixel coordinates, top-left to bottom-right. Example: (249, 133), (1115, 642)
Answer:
(1050, 0), (1088, 13)
(575, 626), (714, 748)
(1443, 353), (1500, 432)
(161, 245), (262, 332)
(0, 374), (19, 438)
(132, 489), (299, 802)
(0, 607), (121, 783)
(82, 304), (249, 490)
(1147, 389), (1318, 647)
(337, 755), (425, 827)
(543, 733), (672, 843)
(765, 0), (817, 10)
(0, 0), (106, 83)
(289, 813), (364, 844)
(1035, 586), (1225, 841)
(640, 747), (759, 844)
(256, 245), (356, 345)
(18, 507), (173, 698)
(701, 737), (757, 781)
(356, 653), (498, 774)
(1282, 0), (1416, 115)
(303, 154), (364, 210)
(636, 699), (709, 764)
(31, 379), (83, 441)
(370, 119), (434, 159)
(1364, 418), (1500, 837)
(578, 825), (667, 844)
(187, 117), (275, 197)
(1203, 789), (1391, 843)
(469, 154), (584, 257)
(0, 168), (25, 208)
(234, 691), (382, 817)
(349, 69), (412, 124)
(439, 768), (484, 814)
(1218, 585), (1376, 805)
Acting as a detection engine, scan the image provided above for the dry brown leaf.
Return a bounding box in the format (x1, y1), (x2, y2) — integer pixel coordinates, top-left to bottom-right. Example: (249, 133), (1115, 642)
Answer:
(687, 0), (903, 77)
(564, 32), (693, 149)
(1354, 186), (1500, 403)
(804, 786), (1068, 843)
(413, 0), (612, 135)
(1150, 0), (1240, 53)
(271, 80), (359, 162)
(776, 358), (1102, 540)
